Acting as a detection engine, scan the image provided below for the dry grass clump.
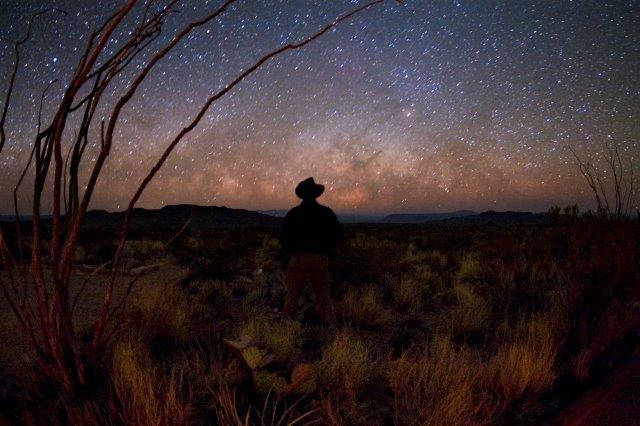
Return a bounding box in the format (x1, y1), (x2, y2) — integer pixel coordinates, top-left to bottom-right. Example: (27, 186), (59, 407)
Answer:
(213, 387), (251, 426)
(488, 316), (558, 404)
(395, 270), (439, 310)
(317, 332), (376, 398)
(132, 280), (195, 343)
(425, 249), (448, 272)
(395, 278), (424, 309)
(337, 286), (393, 329)
(315, 332), (381, 423)
(195, 278), (235, 315)
(389, 337), (496, 425)
(334, 234), (411, 283)
(240, 315), (306, 363)
(123, 239), (166, 261)
(389, 318), (557, 425)
(446, 283), (492, 340)
(456, 254), (483, 283)
(185, 338), (250, 399)
(111, 339), (192, 425)
(213, 386), (320, 426)
(251, 236), (281, 272)
(111, 336), (250, 425)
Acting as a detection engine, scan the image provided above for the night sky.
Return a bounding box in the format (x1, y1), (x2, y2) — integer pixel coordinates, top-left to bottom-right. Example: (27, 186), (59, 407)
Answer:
(1, 0), (639, 214)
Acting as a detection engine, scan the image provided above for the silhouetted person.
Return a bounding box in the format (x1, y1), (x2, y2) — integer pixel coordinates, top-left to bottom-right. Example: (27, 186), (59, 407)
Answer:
(280, 177), (343, 323)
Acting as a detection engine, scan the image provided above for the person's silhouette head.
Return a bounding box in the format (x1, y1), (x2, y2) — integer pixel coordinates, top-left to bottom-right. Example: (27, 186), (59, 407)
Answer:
(295, 177), (324, 200)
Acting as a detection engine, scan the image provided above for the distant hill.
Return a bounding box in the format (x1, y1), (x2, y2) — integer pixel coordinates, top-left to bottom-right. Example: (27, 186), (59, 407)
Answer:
(258, 209), (288, 217)
(432, 210), (548, 226)
(259, 209), (383, 223)
(336, 215), (385, 224)
(381, 210), (549, 226)
(382, 210), (476, 224)
(2, 207), (549, 230)
(80, 204), (281, 232)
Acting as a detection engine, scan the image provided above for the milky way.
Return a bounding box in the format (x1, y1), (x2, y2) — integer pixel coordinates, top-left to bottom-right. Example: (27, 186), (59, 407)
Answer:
(1, 0), (639, 214)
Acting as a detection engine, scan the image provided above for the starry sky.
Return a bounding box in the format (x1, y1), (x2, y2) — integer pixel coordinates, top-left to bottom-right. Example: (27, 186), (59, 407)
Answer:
(1, 0), (639, 215)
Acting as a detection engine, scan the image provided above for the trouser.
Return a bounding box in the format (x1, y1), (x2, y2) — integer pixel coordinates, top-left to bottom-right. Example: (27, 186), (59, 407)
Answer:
(283, 254), (336, 323)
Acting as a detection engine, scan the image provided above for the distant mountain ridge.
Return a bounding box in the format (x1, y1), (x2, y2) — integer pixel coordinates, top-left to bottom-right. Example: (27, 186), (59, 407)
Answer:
(2, 206), (549, 229)
(260, 209), (546, 225)
(81, 204), (281, 231)
(259, 210), (383, 223)
(431, 210), (548, 226)
(382, 210), (476, 224)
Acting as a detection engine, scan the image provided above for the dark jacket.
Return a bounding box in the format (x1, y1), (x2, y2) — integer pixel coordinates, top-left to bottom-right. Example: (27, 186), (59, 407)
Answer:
(279, 199), (344, 255)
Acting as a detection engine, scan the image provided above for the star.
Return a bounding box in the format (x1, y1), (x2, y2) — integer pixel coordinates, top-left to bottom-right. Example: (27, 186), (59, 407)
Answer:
(0, 0), (638, 214)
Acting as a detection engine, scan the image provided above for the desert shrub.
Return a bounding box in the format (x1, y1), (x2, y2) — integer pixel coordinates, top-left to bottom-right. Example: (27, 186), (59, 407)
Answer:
(488, 316), (558, 404)
(240, 315), (306, 364)
(190, 351), (248, 402)
(212, 387), (248, 426)
(84, 240), (117, 264)
(319, 393), (345, 426)
(506, 261), (555, 313)
(315, 332), (381, 424)
(7, 339), (198, 425)
(389, 337), (496, 425)
(132, 280), (195, 345)
(395, 278), (424, 310)
(243, 284), (267, 309)
(230, 276), (254, 298)
(456, 253), (483, 283)
(111, 339), (192, 425)
(213, 386), (320, 426)
(425, 250), (449, 273)
(316, 332), (376, 398)
(195, 279), (234, 313)
(333, 234), (411, 283)
(252, 236), (283, 274)
(226, 276), (267, 312)
(122, 239), (166, 264)
(468, 259), (554, 325)
(445, 284), (492, 342)
(395, 266), (443, 311)
(172, 229), (262, 280)
(337, 286), (393, 329)
(416, 265), (443, 290)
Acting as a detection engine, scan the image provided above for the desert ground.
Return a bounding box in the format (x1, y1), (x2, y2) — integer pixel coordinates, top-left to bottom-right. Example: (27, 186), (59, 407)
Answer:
(1, 217), (639, 425)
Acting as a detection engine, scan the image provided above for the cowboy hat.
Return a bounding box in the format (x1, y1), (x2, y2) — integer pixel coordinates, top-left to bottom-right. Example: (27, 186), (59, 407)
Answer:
(295, 177), (325, 199)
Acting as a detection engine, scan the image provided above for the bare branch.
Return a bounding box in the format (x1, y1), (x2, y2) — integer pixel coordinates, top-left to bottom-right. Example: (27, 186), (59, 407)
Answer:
(570, 142), (639, 219)
(0, 8), (67, 155)
(0, 0), (392, 393)
(91, 0), (386, 354)
(12, 80), (57, 288)
(71, 260), (112, 315)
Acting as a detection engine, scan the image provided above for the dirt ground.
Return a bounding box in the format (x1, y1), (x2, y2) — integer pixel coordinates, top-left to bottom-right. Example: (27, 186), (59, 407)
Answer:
(0, 260), (190, 369)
